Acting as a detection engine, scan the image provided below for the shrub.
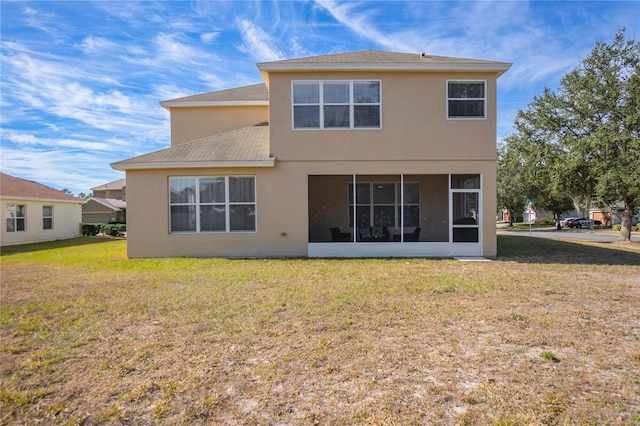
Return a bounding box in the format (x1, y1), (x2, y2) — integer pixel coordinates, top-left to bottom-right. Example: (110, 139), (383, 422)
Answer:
(80, 223), (126, 237)
(612, 224), (621, 231)
(81, 223), (101, 236)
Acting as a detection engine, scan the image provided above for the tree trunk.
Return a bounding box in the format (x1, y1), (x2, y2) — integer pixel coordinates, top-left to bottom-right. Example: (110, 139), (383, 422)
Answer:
(508, 209), (515, 227)
(618, 202), (634, 242)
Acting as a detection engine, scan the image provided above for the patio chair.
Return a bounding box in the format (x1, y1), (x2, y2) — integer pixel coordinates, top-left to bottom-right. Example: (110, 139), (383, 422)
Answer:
(329, 227), (351, 242)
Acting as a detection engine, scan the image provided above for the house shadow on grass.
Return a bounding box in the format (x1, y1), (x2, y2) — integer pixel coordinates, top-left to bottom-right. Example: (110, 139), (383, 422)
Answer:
(0, 236), (120, 256)
(497, 234), (640, 265)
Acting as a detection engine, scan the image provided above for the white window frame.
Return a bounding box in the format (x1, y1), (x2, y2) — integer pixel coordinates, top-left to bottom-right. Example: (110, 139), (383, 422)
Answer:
(168, 176), (256, 234)
(348, 181), (420, 229)
(6, 203), (26, 232)
(446, 80), (487, 120)
(43, 205), (53, 230)
(292, 80), (382, 130)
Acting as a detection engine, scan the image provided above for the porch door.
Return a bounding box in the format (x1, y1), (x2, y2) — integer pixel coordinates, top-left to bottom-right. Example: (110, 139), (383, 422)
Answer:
(450, 174), (481, 244)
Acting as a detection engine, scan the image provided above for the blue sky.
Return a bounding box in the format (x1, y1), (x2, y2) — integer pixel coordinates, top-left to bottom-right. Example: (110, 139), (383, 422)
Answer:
(1, 0), (639, 195)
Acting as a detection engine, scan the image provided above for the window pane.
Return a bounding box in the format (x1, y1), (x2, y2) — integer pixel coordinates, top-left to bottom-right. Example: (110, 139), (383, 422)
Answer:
(229, 177), (255, 202)
(349, 206), (370, 229)
(354, 105), (380, 127)
(6, 218), (15, 232)
(448, 82), (484, 98)
(324, 105), (350, 128)
(43, 206), (53, 217)
(16, 205), (26, 217)
(294, 106), (320, 128)
(355, 183), (370, 204)
(171, 205), (196, 232)
(6, 204), (16, 217)
(373, 183), (394, 204)
(16, 218), (25, 231)
(230, 205), (256, 231)
(402, 183), (420, 204)
(373, 206), (395, 227)
(403, 205), (421, 227)
(200, 205), (226, 231)
(323, 82), (349, 103)
(293, 82), (319, 103)
(448, 100), (484, 117)
(451, 174), (480, 189)
(43, 218), (53, 230)
(170, 178), (196, 203)
(354, 81), (380, 103)
(453, 193), (479, 224)
(200, 177), (225, 203)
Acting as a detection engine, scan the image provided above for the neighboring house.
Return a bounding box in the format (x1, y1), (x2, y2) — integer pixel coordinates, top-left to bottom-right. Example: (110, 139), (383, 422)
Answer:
(82, 178), (127, 223)
(0, 173), (84, 247)
(112, 50), (511, 258)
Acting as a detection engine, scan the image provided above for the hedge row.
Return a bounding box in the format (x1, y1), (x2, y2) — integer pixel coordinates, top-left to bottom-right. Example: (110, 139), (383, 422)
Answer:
(612, 224), (639, 232)
(81, 223), (126, 237)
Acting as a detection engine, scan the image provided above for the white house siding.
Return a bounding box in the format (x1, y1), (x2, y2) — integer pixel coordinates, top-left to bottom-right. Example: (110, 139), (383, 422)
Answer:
(1, 198), (83, 246)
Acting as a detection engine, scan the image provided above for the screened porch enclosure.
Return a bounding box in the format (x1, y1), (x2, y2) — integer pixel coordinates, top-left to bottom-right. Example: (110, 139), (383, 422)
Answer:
(308, 174), (481, 246)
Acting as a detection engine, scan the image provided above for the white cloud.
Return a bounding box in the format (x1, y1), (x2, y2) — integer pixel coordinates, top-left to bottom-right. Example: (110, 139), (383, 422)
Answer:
(79, 36), (118, 54)
(201, 32), (221, 43)
(236, 18), (285, 62)
(313, 0), (414, 52)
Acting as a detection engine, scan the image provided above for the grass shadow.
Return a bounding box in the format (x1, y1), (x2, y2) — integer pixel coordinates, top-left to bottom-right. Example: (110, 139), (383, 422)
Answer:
(0, 236), (120, 257)
(497, 234), (640, 265)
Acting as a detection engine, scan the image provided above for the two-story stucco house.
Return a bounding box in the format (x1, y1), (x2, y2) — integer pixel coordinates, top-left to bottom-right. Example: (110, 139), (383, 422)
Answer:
(82, 178), (127, 223)
(112, 50), (511, 258)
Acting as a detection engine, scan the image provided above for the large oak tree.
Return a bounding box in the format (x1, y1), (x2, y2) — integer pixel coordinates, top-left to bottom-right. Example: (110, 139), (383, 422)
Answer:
(500, 29), (639, 241)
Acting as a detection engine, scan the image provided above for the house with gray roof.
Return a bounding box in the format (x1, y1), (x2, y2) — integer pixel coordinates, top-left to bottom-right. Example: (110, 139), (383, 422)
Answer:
(82, 178), (127, 223)
(112, 50), (511, 258)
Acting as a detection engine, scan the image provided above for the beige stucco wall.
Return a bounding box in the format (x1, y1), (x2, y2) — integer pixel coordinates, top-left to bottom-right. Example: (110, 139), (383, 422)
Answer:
(170, 106), (269, 146)
(125, 68), (500, 258)
(0, 198), (82, 246)
(267, 71), (497, 162)
(124, 159), (496, 258)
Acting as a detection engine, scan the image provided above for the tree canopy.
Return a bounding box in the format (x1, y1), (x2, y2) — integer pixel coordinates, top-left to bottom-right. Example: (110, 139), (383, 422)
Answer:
(498, 29), (639, 241)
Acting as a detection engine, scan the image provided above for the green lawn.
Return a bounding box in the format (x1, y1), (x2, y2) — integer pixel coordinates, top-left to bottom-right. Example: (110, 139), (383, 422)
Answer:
(1, 236), (639, 424)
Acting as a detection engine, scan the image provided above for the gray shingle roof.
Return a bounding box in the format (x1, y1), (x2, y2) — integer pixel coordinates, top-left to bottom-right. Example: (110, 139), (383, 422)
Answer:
(88, 197), (126, 210)
(257, 50), (511, 74)
(111, 123), (272, 170)
(91, 178), (126, 191)
(161, 83), (268, 106)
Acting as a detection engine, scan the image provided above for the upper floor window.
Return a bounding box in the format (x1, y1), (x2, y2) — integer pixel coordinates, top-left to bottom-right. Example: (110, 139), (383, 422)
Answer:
(169, 176), (256, 233)
(6, 204), (26, 232)
(43, 205), (53, 230)
(447, 80), (486, 119)
(292, 80), (381, 129)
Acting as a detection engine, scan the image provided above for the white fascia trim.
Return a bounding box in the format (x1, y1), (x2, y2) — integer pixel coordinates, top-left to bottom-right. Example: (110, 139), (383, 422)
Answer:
(258, 62), (512, 75)
(111, 159), (276, 171)
(160, 100), (269, 109)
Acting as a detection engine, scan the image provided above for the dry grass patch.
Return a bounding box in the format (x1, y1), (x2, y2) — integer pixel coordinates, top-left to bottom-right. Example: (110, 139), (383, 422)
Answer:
(1, 236), (639, 424)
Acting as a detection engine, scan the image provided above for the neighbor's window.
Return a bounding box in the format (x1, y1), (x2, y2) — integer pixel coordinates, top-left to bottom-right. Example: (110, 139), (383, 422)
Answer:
(447, 80), (486, 119)
(6, 204), (26, 232)
(43, 205), (53, 230)
(169, 176), (256, 233)
(293, 80), (381, 129)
